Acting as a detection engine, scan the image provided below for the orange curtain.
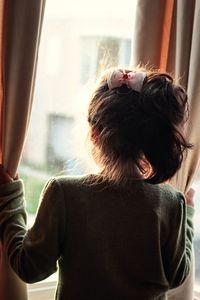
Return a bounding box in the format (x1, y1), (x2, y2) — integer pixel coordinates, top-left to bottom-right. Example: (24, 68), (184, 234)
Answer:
(0, 0), (4, 163)
(0, 1), (46, 299)
(132, 0), (200, 299)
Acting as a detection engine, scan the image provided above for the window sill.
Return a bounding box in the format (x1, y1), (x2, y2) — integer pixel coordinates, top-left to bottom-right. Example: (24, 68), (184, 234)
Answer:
(195, 289), (200, 300)
(28, 280), (56, 300)
(27, 281), (200, 300)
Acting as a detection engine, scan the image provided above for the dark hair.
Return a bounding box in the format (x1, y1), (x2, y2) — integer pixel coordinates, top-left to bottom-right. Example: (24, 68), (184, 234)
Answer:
(87, 68), (193, 185)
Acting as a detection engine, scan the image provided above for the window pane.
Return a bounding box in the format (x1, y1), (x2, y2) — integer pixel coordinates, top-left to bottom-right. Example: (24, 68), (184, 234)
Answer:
(19, 0), (200, 292)
(21, 0), (137, 219)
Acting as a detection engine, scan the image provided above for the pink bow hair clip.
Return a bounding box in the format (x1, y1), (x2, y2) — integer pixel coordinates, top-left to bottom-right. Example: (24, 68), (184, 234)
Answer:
(107, 70), (146, 92)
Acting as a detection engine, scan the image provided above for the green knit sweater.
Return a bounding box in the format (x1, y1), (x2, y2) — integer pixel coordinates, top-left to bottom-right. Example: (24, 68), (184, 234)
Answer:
(0, 174), (194, 300)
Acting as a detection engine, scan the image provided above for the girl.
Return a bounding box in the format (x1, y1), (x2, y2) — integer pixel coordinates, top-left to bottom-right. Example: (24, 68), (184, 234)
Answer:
(0, 68), (195, 300)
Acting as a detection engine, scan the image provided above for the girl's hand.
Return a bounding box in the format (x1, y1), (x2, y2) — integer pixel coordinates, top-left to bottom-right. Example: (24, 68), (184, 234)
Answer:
(185, 188), (195, 207)
(0, 165), (14, 184)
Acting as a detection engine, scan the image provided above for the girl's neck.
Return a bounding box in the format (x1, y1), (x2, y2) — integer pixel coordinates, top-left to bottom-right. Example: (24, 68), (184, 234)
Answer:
(100, 160), (144, 185)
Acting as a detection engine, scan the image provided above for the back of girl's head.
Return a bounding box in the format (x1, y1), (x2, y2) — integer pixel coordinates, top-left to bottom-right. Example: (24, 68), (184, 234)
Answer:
(87, 67), (192, 185)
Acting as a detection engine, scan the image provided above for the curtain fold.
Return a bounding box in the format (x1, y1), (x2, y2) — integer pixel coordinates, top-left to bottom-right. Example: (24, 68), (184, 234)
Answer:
(132, 0), (200, 299)
(0, 1), (46, 299)
(0, 0), (4, 163)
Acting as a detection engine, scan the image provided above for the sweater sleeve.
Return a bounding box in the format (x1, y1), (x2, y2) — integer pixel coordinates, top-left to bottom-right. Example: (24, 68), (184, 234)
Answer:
(0, 178), (66, 283)
(162, 192), (194, 289)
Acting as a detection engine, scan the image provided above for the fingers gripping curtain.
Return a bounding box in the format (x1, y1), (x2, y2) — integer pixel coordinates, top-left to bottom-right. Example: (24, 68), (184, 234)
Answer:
(0, 1), (46, 299)
(132, 0), (200, 299)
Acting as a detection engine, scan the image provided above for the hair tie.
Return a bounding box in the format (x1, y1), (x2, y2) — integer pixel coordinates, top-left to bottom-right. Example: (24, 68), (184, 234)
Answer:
(107, 70), (146, 92)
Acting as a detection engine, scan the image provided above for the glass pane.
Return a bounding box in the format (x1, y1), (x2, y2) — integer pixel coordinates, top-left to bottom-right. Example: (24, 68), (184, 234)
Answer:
(21, 0), (137, 219)
(19, 0), (200, 293)
(21, 2), (137, 293)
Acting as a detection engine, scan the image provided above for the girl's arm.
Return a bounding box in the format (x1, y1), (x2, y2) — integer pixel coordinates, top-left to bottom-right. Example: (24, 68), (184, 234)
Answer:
(162, 189), (195, 289)
(0, 168), (66, 283)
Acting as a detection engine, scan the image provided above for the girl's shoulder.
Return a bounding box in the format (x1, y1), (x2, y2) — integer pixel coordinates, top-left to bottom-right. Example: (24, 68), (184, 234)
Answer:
(147, 181), (183, 195)
(159, 182), (184, 201)
(145, 181), (185, 209)
(50, 173), (103, 193)
(48, 175), (185, 209)
(53, 175), (184, 194)
(53, 173), (98, 186)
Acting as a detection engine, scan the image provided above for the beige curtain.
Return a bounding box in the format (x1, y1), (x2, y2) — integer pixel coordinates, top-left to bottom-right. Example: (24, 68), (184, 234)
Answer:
(0, 1), (46, 299)
(132, 0), (200, 299)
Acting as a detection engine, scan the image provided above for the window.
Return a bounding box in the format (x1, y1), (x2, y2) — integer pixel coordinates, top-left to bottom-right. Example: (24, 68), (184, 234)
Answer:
(80, 36), (131, 84)
(21, 0), (136, 210)
(20, 0), (200, 297)
(46, 36), (62, 75)
(47, 114), (75, 169)
(22, 0), (137, 297)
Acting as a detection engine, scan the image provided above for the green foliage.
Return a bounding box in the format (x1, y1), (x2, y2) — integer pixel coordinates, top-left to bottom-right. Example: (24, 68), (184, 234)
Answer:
(20, 172), (47, 215)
